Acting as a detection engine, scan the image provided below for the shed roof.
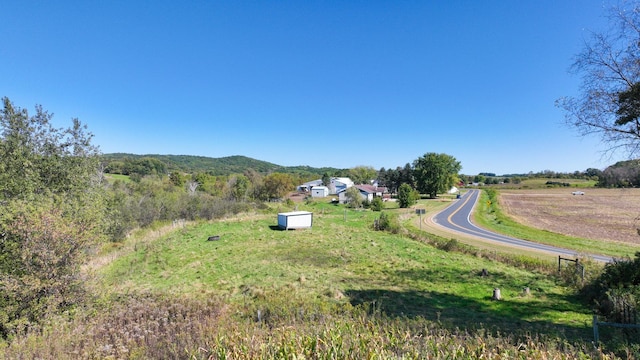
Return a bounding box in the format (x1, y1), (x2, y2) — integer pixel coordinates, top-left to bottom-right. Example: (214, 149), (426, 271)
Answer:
(278, 211), (313, 216)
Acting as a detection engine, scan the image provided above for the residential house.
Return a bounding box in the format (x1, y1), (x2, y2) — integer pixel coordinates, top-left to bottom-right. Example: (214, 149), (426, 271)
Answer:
(337, 184), (385, 204)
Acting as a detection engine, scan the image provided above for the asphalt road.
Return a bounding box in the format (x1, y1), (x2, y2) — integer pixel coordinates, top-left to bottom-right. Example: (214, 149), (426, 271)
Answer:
(431, 189), (613, 263)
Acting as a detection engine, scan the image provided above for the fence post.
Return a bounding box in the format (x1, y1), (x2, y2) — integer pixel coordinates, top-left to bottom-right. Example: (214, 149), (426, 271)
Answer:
(593, 315), (599, 344)
(558, 255), (561, 272)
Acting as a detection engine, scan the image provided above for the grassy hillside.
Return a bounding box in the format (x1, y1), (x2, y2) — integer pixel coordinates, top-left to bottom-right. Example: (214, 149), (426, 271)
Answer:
(2, 200), (626, 358)
(95, 202), (599, 348)
(101, 153), (342, 176)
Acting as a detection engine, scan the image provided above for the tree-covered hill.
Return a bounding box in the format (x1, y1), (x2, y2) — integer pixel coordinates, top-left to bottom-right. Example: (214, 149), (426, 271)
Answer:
(101, 153), (342, 177)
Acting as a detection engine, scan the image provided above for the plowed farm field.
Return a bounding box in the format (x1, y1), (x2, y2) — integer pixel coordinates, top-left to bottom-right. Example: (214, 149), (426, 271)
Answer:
(498, 188), (640, 245)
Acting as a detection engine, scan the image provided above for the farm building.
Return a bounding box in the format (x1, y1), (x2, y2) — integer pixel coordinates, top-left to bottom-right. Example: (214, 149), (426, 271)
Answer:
(297, 179), (323, 192)
(311, 186), (329, 197)
(277, 211), (313, 230)
(329, 177), (354, 194)
(297, 177), (354, 195)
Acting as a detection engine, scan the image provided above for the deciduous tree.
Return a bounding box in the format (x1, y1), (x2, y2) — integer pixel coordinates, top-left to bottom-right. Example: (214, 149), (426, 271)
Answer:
(263, 173), (294, 200)
(557, 2), (640, 157)
(397, 183), (419, 208)
(348, 166), (377, 185)
(0, 97), (104, 338)
(344, 186), (363, 208)
(413, 153), (461, 198)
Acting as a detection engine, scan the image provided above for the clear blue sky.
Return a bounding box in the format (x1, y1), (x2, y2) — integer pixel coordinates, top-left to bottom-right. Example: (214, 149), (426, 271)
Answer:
(1, 1), (626, 175)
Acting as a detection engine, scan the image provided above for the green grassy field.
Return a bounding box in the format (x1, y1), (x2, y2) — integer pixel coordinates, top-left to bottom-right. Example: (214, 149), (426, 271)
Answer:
(104, 173), (132, 183)
(500, 178), (598, 188)
(100, 201), (592, 339)
(4, 195), (629, 358)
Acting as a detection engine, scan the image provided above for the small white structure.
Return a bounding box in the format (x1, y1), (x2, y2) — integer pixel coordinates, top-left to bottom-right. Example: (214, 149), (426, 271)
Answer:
(311, 186), (329, 198)
(277, 211), (313, 230)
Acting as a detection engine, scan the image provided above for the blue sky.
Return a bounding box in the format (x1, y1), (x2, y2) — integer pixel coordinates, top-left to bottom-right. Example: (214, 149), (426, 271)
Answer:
(0, 1), (627, 175)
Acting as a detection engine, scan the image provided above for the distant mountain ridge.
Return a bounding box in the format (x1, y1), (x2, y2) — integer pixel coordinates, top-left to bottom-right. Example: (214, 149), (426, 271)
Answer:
(101, 153), (342, 177)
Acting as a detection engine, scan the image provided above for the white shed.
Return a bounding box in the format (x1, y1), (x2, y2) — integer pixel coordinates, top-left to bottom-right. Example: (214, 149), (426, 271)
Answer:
(311, 186), (329, 198)
(277, 211), (313, 230)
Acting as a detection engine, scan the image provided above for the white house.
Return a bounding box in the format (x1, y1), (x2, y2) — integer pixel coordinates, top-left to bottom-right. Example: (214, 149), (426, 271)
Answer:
(311, 186), (329, 198)
(337, 184), (375, 204)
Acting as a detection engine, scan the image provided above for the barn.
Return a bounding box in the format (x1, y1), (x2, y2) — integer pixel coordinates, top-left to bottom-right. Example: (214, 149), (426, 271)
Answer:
(277, 211), (313, 230)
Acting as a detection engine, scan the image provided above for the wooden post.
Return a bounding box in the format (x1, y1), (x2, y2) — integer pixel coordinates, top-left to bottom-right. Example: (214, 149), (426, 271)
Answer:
(492, 288), (501, 300)
(558, 255), (561, 272)
(593, 315), (599, 344)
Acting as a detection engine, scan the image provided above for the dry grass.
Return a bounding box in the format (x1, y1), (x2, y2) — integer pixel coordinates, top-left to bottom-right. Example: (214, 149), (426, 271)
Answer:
(498, 188), (640, 245)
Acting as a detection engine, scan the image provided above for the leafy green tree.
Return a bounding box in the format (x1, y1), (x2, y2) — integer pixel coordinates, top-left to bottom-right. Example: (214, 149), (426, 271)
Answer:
(557, 2), (640, 158)
(401, 163), (414, 188)
(262, 173), (294, 200)
(344, 186), (363, 208)
(413, 153), (461, 198)
(322, 172), (331, 187)
(229, 174), (250, 201)
(0, 97), (104, 337)
(397, 183), (418, 208)
(348, 166), (377, 185)
(169, 171), (185, 187)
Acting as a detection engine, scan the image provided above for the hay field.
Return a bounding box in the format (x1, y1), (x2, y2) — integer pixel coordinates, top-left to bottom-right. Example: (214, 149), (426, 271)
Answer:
(498, 188), (640, 245)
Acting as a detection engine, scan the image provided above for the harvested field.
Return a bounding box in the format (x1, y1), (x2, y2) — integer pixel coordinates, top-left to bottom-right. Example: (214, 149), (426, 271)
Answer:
(498, 188), (640, 245)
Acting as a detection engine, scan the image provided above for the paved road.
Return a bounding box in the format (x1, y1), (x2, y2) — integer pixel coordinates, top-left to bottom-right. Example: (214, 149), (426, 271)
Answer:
(431, 189), (613, 263)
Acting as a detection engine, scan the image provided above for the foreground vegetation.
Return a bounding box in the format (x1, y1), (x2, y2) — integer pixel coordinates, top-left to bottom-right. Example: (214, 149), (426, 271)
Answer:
(2, 201), (620, 359)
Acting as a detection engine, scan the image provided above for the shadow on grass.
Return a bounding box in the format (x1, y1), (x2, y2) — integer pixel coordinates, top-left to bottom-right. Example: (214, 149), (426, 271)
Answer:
(344, 288), (590, 340)
(269, 225), (284, 231)
(345, 265), (593, 341)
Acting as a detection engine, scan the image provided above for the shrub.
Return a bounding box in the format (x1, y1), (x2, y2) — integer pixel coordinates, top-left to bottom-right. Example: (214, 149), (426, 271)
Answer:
(370, 197), (384, 211)
(582, 252), (640, 324)
(397, 183), (419, 208)
(377, 212), (400, 234)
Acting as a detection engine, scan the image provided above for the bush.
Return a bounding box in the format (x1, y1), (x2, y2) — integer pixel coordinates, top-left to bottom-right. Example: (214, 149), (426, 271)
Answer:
(398, 184), (419, 208)
(370, 197), (383, 211)
(376, 212), (400, 234)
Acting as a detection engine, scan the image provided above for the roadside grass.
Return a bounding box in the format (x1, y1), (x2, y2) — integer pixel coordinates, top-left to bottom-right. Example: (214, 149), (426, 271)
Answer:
(474, 189), (638, 259)
(100, 200), (593, 339)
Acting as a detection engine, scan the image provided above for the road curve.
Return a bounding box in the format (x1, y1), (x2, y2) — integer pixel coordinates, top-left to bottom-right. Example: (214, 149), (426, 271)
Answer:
(431, 189), (613, 263)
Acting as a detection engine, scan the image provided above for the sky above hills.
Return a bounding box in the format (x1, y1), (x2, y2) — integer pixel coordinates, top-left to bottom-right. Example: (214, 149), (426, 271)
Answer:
(0, 1), (629, 175)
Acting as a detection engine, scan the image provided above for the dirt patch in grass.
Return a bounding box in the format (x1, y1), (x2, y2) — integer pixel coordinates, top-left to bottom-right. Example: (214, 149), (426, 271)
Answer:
(498, 188), (640, 245)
